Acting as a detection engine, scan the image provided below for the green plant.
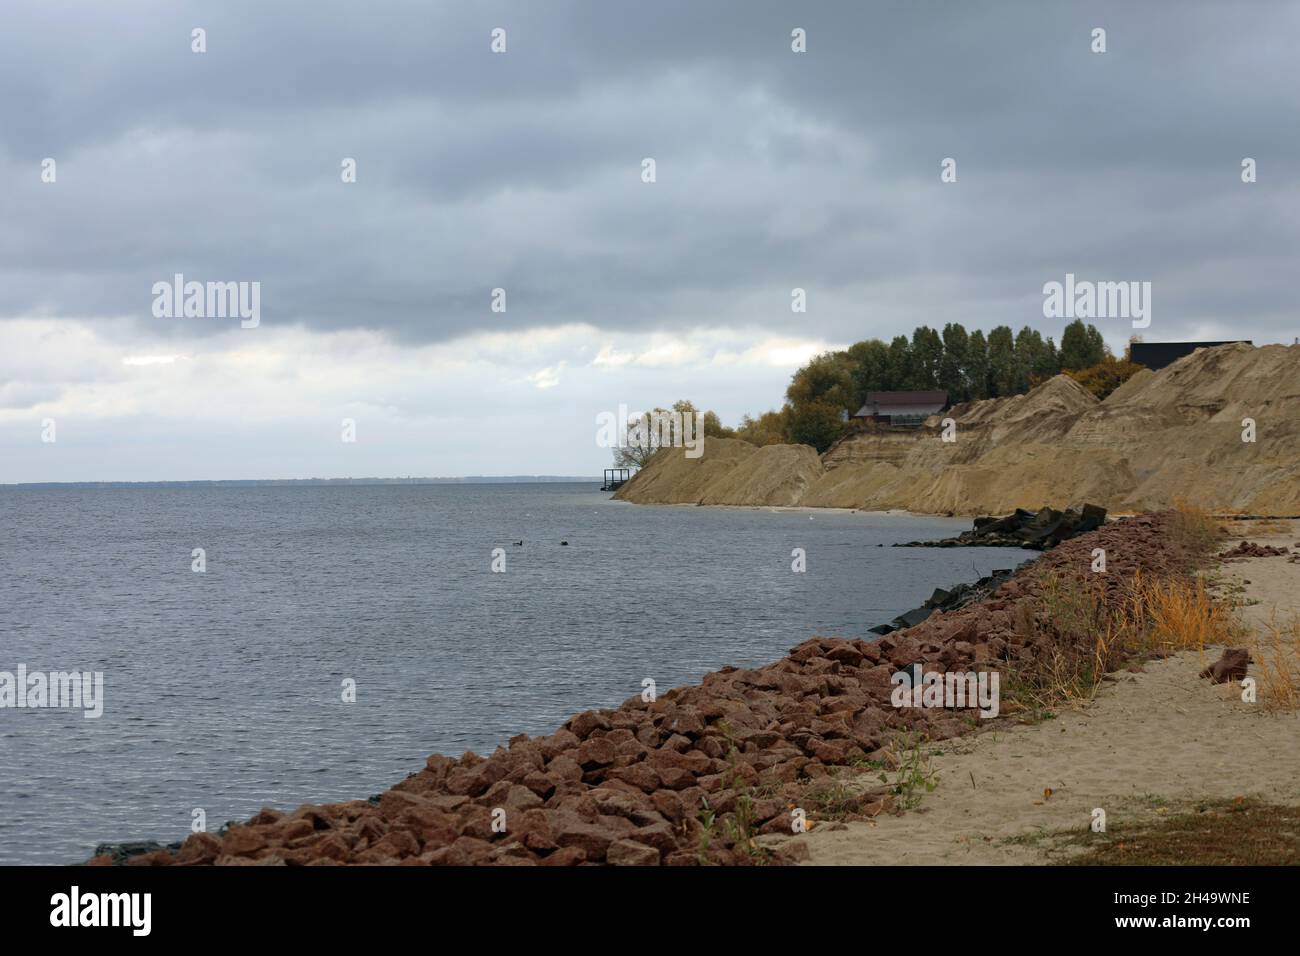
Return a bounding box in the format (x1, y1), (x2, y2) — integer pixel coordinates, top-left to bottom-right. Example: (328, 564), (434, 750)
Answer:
(880, 734), (939, 810)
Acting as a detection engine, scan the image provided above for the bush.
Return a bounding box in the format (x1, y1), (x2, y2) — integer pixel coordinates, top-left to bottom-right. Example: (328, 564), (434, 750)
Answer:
(1065, 355), (1144, 400)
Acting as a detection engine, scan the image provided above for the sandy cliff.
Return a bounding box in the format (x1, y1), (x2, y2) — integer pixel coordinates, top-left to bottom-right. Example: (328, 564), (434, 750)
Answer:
(615, 343), (1300, 516)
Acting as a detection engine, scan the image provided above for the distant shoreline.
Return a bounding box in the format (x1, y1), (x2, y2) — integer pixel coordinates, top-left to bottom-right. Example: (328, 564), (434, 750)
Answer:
(0, 477), (600, 489)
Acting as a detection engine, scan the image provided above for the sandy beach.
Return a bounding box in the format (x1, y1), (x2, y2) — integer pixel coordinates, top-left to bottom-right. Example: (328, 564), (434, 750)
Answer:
(770, 527), (1300, 864)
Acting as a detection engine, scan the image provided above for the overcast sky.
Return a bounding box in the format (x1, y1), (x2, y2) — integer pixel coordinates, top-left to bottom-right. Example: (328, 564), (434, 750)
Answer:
(2, 0), (1297, 482)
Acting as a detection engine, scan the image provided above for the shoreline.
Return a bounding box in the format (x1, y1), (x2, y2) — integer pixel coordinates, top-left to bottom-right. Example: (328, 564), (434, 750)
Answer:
(778, 525), (1300, 864)
(611, 500), (981, 520)
(93, 510), (1216, 866)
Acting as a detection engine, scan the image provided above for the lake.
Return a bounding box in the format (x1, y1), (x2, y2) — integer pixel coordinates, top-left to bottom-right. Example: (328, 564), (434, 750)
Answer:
(0, 483), (1023, 863)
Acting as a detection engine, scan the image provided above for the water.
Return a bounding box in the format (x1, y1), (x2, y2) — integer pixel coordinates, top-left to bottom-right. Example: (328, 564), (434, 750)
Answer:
(0, 483), (1023, 864)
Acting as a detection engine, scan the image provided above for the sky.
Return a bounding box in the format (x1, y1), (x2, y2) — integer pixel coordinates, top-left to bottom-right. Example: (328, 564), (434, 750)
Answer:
(2, 0), (1297, 482)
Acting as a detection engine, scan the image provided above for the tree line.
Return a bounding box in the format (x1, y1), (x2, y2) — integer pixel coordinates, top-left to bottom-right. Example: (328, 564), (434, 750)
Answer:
(733, 319), (1120, 452)
(616, 320), (1138, 465)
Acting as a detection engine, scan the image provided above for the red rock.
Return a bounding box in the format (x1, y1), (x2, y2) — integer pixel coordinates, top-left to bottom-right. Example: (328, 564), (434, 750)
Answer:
(886, 637), (922, 666)
(651, 789), (685, 823)
(655, 766), (697, 790)
(546, 754), (583, 782)
(628, 820), (677, 854)
(538, 846), (586, 866)
(445, 758), (508, 797)
(588, 788), (648, 820)
(367, 830), (420, 858)
(249, 807), (284, 826)
(610, 762), (662, 792)
(660, 706), (706, 737)
(311, 834), (353, 862)
(126, 850), (177, 866)
(538, 729), (580, 759)
(607, 838), (661, 866)
(569, 711), (613, 739)
(825, 644), (864, 667)
(577, 736), (618, 767)
(647, 748), (711, 775)
(177, 832), (222, 864)
(551, 817), (615, 861)
(221, 825), (268, 858)
(426, 836), (493, 866)
(520, 770), (557, 799)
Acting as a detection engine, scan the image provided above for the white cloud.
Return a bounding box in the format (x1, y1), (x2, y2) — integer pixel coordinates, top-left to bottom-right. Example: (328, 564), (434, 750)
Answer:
(0, 319), (830, 482)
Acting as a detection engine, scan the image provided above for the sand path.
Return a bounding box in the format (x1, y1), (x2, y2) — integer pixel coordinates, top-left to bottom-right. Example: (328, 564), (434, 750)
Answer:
(775, 531), (1300, 864)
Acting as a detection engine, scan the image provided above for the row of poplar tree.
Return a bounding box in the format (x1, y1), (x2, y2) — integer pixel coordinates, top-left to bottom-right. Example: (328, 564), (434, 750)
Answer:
(731, 319), (1113, 450)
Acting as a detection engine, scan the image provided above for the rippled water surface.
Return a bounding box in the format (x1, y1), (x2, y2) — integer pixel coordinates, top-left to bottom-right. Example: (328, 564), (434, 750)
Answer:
(0, 483), (1022, 863)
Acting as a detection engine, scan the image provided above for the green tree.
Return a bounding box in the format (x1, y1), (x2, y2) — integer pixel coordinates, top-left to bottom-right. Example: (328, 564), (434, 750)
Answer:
(964, 329), (989, 400)
(735, 408), (788, 446)
(785, 351), (854, 413)
(986, 325), (1016, 397)
(910, 326), (943, 390)
(1060, 320), (1106, 371)
(785, 401), (845, 452)
(702, 410), (730, 438)
(939, 323), (970, 402)
(1035, 336), (1061, 382)
(846, 338), (889, 409)
(884, 336), (912, 391)
(1013, 326), (1050, 394)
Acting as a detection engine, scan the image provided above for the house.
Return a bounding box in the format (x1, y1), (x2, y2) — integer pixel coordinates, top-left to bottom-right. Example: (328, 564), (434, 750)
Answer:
(853, 390), (948, 426)
(1129, 341), (1251, 371)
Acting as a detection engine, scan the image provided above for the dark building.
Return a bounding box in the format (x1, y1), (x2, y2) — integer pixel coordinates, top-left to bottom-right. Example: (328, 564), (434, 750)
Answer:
(853, 390), (948, 425)
(1129, 341), (1251, 371)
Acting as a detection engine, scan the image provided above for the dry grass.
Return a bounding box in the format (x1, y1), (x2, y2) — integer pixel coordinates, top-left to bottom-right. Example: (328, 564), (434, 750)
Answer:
(1136, 572), (1245, 656)
(1244, 609), (1300, 712)
(1168, 499), (1226, 557)
(1002, 569), (1247, 719)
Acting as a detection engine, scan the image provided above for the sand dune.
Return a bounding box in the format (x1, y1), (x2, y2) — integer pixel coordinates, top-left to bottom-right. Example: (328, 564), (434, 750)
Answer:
(617, 343), (1300, 516)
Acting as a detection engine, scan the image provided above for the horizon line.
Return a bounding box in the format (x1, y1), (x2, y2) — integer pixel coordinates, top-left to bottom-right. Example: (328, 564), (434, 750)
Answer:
(0, 475), (604, 489)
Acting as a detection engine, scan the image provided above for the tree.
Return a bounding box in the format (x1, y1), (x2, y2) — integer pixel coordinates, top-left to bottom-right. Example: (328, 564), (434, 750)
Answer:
(702, 410), (730, 438)
(612, 399), (721, 467)
(939, 323), (970, 402)
(785, 351), (854, 414)
(1060, 320), (1106, 371)
(785, 400), (845, 452)
(1013, 326), (1052, 394)
(1066, 355), (1144, 400)
(986, 325), (1016, 397)
(612, 406), (666, 469)
(1035, 336), (1061, 382)
(884, 336), (912, 391)
(910, 326), (943, 390)
(964, 329), (989, 400)
(846, 338), (889, 409)
(735, 409), (788, 446)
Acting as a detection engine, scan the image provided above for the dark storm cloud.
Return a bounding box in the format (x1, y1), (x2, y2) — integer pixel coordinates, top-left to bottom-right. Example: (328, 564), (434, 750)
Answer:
(1, 0), (1297, 346)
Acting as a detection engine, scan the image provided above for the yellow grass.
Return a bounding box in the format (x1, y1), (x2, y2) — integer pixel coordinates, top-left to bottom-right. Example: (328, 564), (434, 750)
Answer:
(1004, 569), (1247, 717)
(1245, 609), (1300, 712)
